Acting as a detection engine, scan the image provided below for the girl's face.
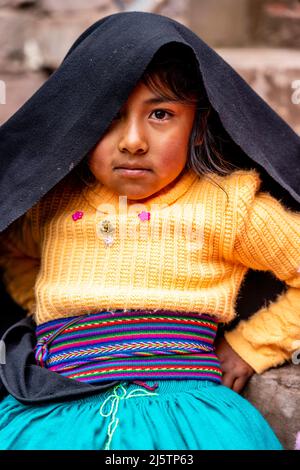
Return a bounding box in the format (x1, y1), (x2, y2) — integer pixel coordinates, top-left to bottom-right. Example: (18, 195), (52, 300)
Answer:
(87, 81), (197, 201)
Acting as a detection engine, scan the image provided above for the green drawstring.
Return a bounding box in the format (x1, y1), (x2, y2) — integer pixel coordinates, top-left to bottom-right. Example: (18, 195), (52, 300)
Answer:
(99, 383), (159, 450)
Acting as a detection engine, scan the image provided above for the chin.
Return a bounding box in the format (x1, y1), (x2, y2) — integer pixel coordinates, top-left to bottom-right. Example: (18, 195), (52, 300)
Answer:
(117, 187), (159, 201)
(126, 193), (153, 201)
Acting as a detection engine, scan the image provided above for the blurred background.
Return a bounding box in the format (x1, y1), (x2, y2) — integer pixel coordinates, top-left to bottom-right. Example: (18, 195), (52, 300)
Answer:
(0, 0), (299, 133)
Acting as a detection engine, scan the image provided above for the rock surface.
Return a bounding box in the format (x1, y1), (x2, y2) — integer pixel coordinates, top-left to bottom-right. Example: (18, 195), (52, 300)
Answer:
(217, 47), (300, 135)
(243, 363), (300, 450)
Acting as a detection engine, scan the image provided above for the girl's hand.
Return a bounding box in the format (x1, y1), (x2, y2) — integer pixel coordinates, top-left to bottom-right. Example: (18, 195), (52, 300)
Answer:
(215, 337), (255, 393)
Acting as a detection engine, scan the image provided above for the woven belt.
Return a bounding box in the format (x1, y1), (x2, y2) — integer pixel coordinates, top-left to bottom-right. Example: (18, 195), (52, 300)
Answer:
(34, 309), (222, 384)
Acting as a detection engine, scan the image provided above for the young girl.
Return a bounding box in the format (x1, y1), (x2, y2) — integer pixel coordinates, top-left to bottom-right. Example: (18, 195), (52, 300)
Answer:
(0, 11), (299, 451)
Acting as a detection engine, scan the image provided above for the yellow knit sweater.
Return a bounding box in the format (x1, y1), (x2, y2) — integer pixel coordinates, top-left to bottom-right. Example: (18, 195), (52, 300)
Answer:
(0, 168), (299, 374)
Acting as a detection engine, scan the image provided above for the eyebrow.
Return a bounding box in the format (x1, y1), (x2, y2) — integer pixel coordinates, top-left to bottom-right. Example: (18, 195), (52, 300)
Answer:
(143, 97), (177, 104)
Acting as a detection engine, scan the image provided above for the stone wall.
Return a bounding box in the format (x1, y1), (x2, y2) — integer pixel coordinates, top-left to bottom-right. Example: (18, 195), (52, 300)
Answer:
(256, 0), (300, 48)
(0, 0), (189, 123)
(216, 47), (300, 135)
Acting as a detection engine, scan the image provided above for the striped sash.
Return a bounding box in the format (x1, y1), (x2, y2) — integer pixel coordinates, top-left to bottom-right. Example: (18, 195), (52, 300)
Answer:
(34, 310), (222, 384)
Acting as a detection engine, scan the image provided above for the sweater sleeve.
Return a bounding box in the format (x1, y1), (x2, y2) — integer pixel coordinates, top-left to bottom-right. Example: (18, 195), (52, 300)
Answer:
(224, 174), (300, 374)
(0, 205), (41, 315)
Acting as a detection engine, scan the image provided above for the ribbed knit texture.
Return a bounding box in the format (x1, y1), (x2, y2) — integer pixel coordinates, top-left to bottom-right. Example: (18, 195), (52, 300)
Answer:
(1, 167), (300, 373)
(34, 310), (222, 383)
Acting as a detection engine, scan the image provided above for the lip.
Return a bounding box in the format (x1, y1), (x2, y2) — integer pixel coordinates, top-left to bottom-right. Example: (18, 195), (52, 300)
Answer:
(114, 165), (151, 170)
(114, 168), (151, 177)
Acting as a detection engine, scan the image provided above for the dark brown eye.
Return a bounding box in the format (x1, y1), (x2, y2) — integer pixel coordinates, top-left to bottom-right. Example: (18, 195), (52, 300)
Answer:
(151, 109), (172, 120)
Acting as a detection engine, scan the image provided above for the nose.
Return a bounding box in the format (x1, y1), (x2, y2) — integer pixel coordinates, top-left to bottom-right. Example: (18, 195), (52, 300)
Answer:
(118, 118), (149, 155)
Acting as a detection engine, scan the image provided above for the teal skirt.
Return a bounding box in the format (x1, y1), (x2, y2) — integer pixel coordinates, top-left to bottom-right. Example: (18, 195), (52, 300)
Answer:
(0, 380), (283, 450)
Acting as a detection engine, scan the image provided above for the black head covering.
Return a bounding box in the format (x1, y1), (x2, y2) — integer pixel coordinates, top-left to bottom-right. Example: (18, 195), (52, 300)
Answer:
(0, 12), (299, 403)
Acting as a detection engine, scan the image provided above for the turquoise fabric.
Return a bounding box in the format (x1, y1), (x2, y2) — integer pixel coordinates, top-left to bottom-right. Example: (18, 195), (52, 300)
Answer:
(0, 380), (283, 450)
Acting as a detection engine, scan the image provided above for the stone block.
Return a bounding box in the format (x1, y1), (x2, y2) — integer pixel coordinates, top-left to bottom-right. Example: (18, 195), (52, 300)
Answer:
(40, 0), (111, 13)
(243, 364), (300, 450)
(217, 47), (300, 135)
(33, 11), (118, 70)
(189, 0), (252, 47)
(120, 0), (190, 25)
(160, 0), (190, 26)
(0, 71), (46, 124)
(123, 0), (169, 13)
(0, 10), (37, 72)
(256, 1), (300, 48)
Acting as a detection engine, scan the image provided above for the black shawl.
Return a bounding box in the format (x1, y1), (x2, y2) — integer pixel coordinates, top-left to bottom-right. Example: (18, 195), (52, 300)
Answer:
(0, 11), (299, 404)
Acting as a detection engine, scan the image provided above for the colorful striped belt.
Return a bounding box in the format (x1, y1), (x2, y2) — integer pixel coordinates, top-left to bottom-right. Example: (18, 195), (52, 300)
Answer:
(34, 310), (222, 384)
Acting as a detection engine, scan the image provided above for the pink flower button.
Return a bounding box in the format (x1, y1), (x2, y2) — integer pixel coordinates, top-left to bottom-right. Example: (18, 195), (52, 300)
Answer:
(72, 211), (84, 221)
(138, 211), (151, 221)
